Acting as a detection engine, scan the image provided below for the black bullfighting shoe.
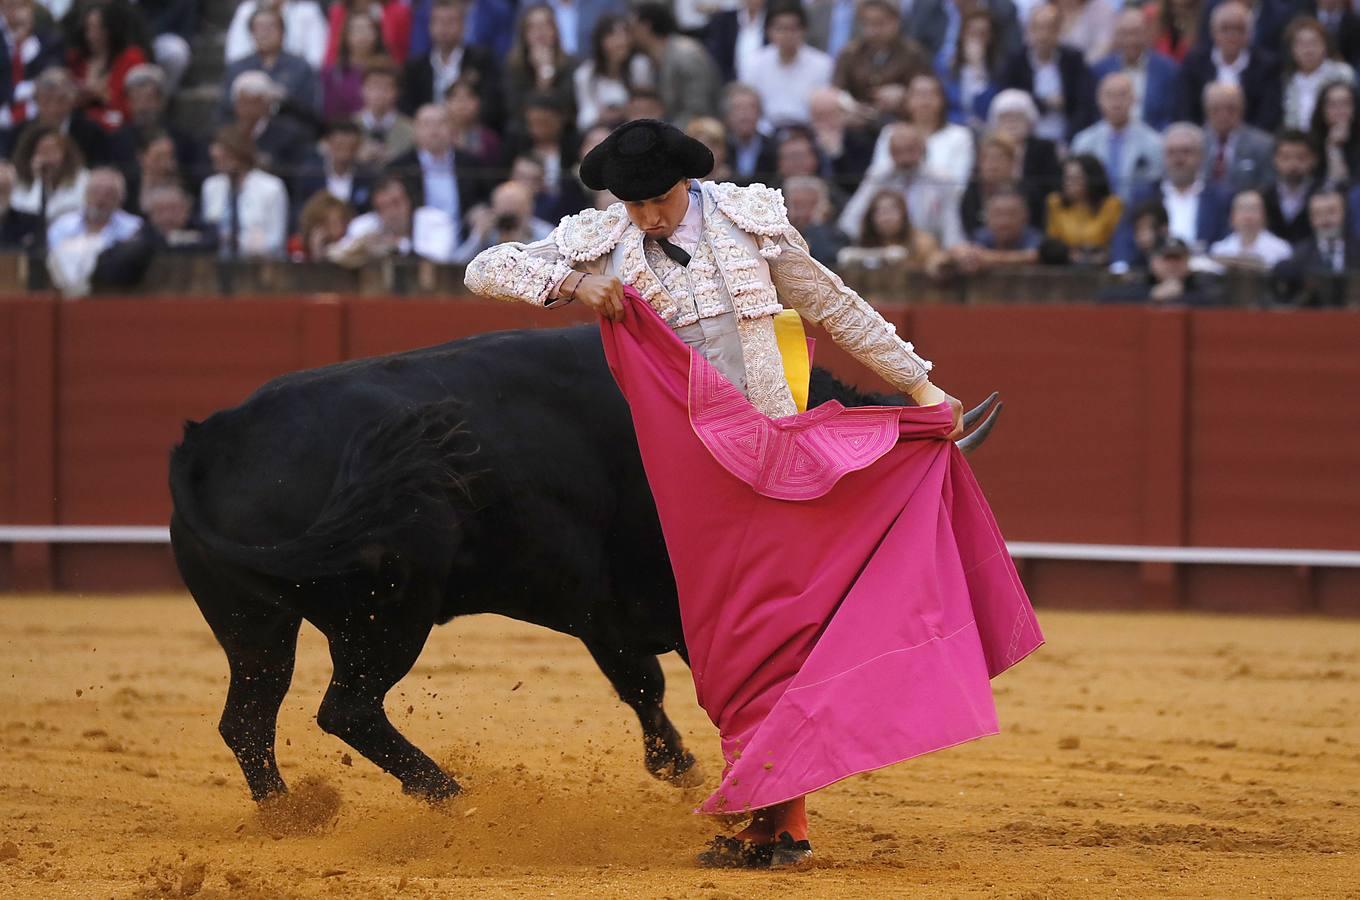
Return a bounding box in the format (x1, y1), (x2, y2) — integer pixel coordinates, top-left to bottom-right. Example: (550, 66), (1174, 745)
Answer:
(767, 830), (813, 868)
(695, 834), (776, 868)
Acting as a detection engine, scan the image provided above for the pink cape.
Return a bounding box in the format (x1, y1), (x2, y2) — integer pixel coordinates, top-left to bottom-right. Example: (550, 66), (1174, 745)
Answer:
(598, 289), (1044, 815)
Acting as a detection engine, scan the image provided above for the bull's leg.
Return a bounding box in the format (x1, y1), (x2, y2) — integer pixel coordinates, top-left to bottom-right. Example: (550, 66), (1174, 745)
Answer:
(174, 531), (302, 802)
(314, 603), (459, 802)
(582, 639), (700, 786)
(217, 609), (303, 801)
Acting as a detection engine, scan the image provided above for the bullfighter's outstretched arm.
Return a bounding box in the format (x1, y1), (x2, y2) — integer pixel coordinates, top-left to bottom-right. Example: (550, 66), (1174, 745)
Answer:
(764, 228), (936, 400)
(464, 206), (625, 306)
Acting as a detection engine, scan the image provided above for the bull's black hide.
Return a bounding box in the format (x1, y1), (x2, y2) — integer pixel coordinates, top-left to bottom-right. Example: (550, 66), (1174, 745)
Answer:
(169, 324), (904, 804)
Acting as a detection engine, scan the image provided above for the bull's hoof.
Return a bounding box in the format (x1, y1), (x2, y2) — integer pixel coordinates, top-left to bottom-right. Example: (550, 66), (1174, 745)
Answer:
(648, 749), (705, 788)
(403, 774), (462, 804)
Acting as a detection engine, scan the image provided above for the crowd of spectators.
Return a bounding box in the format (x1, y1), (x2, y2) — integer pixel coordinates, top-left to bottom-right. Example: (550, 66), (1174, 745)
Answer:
(0, 0), (1356, 305)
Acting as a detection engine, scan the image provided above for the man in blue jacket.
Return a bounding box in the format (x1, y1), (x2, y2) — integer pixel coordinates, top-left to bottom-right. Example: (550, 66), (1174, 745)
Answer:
(1090, 8), (1181, 131)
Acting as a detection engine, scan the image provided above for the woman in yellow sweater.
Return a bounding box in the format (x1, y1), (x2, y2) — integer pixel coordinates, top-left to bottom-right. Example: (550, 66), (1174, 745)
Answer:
(1046, 154), (1123, 265)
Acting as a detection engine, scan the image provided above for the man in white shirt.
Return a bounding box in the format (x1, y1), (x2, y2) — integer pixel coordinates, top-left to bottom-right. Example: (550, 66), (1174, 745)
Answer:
(386, 105), (467, 244)
(328, 174), (457, 266)
(224, 0), (328, 71)
(1157, 123), (1231, 254)
(739, 3), (834, 129)
(1208, 189), (1293, 269)
(837, 122), (963, 248)
(46, 168), (145, 296)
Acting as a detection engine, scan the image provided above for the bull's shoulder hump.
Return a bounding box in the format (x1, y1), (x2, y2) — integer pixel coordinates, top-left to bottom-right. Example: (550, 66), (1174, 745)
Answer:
(708, 182), (790, 236)
(554, 203), (631, 263)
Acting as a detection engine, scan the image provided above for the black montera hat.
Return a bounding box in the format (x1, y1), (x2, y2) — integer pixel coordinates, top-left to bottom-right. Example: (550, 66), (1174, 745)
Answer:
(578, 118), (714, 201)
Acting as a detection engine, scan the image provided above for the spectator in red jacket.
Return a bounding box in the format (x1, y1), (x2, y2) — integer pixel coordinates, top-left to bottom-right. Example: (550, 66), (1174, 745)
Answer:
(66, 1), (149, 131)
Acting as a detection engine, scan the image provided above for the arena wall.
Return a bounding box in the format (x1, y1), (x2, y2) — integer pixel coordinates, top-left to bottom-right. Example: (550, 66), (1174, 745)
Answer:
(1, 295), (1357, 614)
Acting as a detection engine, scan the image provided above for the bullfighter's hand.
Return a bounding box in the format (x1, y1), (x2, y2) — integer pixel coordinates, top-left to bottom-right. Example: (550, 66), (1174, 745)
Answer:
(575, 274), (626, 322)
(910, 381), (964, 440)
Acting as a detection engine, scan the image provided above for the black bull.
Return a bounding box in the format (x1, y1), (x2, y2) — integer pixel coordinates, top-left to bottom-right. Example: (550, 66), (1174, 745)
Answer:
(169, 324), (1001, 805)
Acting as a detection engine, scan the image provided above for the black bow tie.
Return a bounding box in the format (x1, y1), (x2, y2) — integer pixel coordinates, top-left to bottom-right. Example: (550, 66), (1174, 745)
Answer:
(655, 237), (691, 267)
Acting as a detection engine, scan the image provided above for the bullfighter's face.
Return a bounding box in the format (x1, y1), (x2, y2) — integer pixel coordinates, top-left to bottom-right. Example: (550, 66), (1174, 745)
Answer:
(623, 178), (690, 240)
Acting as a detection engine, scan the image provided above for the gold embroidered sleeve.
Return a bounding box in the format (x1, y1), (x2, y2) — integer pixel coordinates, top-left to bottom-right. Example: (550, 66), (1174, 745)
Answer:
(463, 234), (577, 306)
(765, 228), (934, 396)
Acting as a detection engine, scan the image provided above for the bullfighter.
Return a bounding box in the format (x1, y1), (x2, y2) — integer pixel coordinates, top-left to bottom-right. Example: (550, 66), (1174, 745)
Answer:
(465, 118), (1043, 869)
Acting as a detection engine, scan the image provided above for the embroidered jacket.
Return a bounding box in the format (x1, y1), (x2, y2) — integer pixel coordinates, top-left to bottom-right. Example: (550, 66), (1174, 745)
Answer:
(464, 180), (934, 418)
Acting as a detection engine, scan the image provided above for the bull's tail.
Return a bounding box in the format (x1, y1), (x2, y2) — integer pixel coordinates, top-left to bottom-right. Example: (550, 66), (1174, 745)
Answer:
(168, 400), (476, 591)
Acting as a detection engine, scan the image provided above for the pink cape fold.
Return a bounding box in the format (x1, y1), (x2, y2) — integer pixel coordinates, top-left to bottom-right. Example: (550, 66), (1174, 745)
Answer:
(598, 289), (1044, 815)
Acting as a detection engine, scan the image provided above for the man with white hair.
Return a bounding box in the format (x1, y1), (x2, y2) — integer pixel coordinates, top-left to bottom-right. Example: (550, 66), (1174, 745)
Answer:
(1089, 7), (1181, 130)
(1070, 72), (1164, 200)
(1179, 0), (1282, 130)
(1200, 81), (1274, 192)
(228, 70), (312, 178)
(1112, 122), (1232, 265)
(987, 88), (1063, 209)
(46, 168), (147, 296)
(224, 0), (328, 70)
(219, 4), (320, 122)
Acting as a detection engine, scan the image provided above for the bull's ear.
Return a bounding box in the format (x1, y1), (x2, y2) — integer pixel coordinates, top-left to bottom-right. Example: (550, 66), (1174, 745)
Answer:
(183, 420), (200, 433)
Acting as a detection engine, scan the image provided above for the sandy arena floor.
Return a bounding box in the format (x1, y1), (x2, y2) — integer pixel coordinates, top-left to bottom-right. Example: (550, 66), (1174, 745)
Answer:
(0, 596), (1357, 899)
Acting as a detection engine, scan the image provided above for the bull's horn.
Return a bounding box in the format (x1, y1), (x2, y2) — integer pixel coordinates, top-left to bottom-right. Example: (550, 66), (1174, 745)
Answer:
(955, 402), (1003, 455)
(963, 391), (999, 429)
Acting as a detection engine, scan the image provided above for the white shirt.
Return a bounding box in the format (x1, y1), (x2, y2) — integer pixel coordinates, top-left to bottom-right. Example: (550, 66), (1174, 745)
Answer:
(1125, 55), (1149, 122)
(224, 0), (329, 70)
(740, 44), (834, 128)
(1277, 181), (1310, 223)
(1162, 179), (1205, 248)
(668, 182), (705, 255)
(10, 169), (89, 222)
(200, 169), (290, 258)
(325, 166), (355, 203)
(1209, 229), (1293, 267)
(46, 208), (143, 253)
(332, 207), (457, 264)
(734, 8), (766, 77)
(1211, 48), (1250, 87)
(431, 46), (465, 102)
(1030, 52), (1066, 142)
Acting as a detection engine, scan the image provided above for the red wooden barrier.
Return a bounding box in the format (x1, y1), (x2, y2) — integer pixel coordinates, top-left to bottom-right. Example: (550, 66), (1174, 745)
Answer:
(1, 296), (1358, 613)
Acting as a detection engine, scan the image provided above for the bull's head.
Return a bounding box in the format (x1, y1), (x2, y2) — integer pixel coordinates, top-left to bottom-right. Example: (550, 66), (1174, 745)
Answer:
(956, 391), (1003, 455)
